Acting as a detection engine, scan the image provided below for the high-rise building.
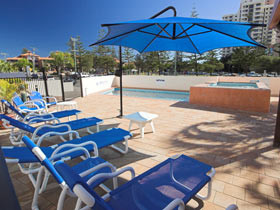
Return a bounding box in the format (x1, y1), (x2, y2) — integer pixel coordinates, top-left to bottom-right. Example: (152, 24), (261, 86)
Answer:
(222, 0), (280, 57)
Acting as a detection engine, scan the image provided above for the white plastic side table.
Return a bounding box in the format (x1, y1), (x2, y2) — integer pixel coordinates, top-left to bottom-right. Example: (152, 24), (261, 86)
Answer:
(56, 101), (77, 111)
(124, 112), (158, 138)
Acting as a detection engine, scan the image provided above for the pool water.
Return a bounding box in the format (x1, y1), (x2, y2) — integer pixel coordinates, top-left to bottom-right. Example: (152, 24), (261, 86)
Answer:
(209, 82), (258, 88)
(103, 88), (189, 101)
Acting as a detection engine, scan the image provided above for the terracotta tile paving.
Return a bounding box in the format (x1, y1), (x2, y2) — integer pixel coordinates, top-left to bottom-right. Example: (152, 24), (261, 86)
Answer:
(1, 93), (279, 209)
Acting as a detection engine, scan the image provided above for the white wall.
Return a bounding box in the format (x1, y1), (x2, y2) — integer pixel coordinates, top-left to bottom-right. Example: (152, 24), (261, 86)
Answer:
(115, 75), (216, 91)
(82, 76), (115, 96)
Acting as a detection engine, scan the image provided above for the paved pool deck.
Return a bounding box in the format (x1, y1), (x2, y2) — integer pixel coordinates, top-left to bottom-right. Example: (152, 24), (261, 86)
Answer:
(1, 93), (280, 210)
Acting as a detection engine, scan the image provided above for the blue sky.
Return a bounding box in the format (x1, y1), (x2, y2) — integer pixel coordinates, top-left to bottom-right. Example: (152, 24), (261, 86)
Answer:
(0, 0), (241, 58)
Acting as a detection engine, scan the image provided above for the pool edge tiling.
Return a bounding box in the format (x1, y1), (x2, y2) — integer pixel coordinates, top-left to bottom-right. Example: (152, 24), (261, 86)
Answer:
(189, 82), (271, 113)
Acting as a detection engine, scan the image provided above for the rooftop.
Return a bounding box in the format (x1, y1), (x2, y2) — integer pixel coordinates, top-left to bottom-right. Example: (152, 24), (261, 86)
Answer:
(2, 93), (280, 209)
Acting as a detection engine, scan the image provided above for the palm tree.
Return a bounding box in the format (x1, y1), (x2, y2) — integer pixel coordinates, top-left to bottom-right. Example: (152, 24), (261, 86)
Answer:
(14, 58), (32, 72)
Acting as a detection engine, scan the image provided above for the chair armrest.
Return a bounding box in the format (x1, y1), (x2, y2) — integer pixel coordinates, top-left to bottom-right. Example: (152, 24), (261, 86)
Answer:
(86, 166), (135, 186)
(50, 146), (91, 162)
(163, 198), (185, 210)
(24, 113), (56, 123)
(32, 124), (73, 145)
(51, 141), (98, 161)
(78, 162), (116, 179)
(28, 99), (47, 108)
(18, 102), (41, 111)
(25, 113), (60, 125)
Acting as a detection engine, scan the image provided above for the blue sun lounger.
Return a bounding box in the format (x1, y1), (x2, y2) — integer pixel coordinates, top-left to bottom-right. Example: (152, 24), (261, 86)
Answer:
(55, 155), (215, 210)
(21, 135), (121, 210)
(22, 134), (215, 210)
(3, 128), (132, 209)
(12, 94), (47, 113)
(29, 91), (57, 108)
(0, 114), (103, 145)
(2, 99), (81, 123)
(3, 128), (132, 164)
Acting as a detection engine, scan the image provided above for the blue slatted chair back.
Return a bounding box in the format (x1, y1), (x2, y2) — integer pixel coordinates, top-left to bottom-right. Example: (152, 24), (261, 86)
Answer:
(1, 99), (25, 118)
(29, 91), (43, 101)
(12, 95), (24, 107)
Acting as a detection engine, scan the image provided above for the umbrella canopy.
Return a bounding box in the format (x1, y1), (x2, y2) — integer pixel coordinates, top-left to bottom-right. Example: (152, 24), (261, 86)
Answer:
(90, 7), (266, 117)
(91, 16), (265, 54)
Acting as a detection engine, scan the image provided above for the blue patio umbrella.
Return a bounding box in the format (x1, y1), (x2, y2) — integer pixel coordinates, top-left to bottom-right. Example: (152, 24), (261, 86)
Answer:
(90, 7), (265, 116)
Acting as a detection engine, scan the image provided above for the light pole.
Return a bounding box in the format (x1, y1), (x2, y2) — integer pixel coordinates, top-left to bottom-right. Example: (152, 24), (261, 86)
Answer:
(71, 37), (83, 97)
(71, 37), (78, 74)
(31, 47), (37, 73)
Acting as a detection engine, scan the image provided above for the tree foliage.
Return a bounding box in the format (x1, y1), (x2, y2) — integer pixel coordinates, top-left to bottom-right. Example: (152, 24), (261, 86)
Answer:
(50, 51), (74, 74)
(14, 58), (32, 71)
(0, 60), (17, 72)
(201, 50), (223, 72)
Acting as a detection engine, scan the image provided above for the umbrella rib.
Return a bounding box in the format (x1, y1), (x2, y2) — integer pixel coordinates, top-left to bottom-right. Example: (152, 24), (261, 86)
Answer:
(196, 23), (266, 48)
(175, 24), (195, 38)
(140, 24), (169, 53)
(155, 23), (173, 39)
(177, 30), (212, 39)
(90, 23), (154, 46)
(138, 30), (172, 39)
(178, 24), (201, 54)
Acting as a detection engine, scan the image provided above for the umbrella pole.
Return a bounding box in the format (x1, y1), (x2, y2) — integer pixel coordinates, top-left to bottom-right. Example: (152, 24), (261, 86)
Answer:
(119, 46), (123, 117)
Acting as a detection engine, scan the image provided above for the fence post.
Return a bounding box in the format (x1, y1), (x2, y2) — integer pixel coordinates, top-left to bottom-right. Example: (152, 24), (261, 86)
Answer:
(79, 73), (84, 98)
(42, 68), (50, 103)
(274, 90), (280, 147)
(42, 68), (49, 96)
(60, 74), (65, 101)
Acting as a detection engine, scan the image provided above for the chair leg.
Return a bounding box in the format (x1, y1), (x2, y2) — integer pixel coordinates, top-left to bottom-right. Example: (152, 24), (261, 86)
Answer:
(110, 138), (129, 154)
(57, 186), (68, 210)
(39, 170), (50, 194)
(140, 123), (145, 138)
(74, 198), (82, 210)
(195, 180), (212, 200)
(150, 120), (155, 133)
(128, 121), (133, 131)
(31, 167), (45, 210)
(87, 126), (95, 134)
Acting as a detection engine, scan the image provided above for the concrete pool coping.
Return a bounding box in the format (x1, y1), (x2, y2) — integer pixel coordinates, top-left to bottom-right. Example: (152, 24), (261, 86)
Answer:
(203, 81), (270, 90)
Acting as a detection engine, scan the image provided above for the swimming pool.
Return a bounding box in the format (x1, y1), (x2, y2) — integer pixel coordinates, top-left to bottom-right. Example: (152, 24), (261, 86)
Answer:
(103, 88), (189, 101)
(209, 82), (258, 88)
